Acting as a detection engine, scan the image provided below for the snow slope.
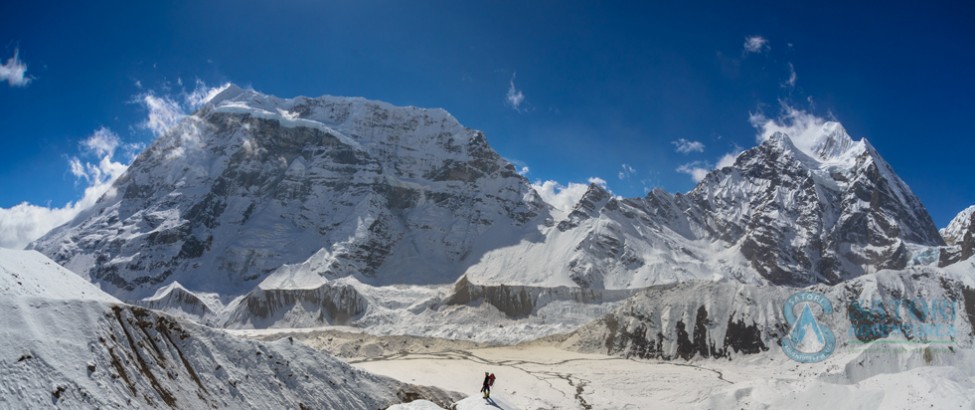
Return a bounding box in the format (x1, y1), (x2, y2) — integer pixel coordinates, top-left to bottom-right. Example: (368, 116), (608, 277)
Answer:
(353, 339), (975, 409)
(0, 249), (117, 303)
(0, 249), (459, 409)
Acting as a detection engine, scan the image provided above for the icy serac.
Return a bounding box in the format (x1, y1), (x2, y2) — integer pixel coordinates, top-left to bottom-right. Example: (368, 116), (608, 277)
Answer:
(30, 84), (546, 304)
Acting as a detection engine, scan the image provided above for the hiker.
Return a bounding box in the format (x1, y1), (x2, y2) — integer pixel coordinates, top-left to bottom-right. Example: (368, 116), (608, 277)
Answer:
(481, 372), (496, 398)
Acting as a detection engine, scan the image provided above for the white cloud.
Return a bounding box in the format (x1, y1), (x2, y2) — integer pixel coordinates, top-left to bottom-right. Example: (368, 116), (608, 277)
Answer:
(588, 177), (607, 187)
(716, 147), (743, 169)
(743, 36), (769, 53)
(676, 162), (710, 183)
(0, 81), (225, 248)
(532, 177), (608, 213)
(504, 158), (531, 177)
(672, 138), (706, 154)
(143, 94), (184, 137)
(784, 62), (797, 88)
(81, 127), (121, 157)
(618, 163), (636, 180)
(714, 156), (735, 171)
(0, 128), (130, 249)
(185, 81), (231, 108)
(0, 49), (31, 87)
(138, 80), (231, 138)
(749, 103), (833, 153)
(506, 74), (526, 111)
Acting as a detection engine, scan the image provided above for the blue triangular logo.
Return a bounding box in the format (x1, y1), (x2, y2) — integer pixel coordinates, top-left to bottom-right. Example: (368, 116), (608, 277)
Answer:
(789, 302), (826, 353)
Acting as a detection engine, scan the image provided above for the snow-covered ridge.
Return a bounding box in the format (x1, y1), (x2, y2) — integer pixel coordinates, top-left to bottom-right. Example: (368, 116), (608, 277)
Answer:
(203, 83), (467, 151)
(0, 248), (117, 303)
(209, 99), (364, 150)
(0, 249), (460, 409)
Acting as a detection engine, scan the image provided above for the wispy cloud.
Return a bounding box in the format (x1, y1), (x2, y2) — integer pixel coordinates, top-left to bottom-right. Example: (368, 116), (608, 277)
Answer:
(185, 80), (231, 108)
(138, 81), (230, 161)
(676, 161), (711, 183)
(0, 128), (131, 249)
(716, 145), (744, 169)
(743, 36), (770, 54)
(783, 62), (797, 88)
(0, 81), (232, 249)
(142, 94), (184, 137)
(506, 73), (526, 111)
(505, 158), (531, 176)
(0, 49), (31, 87)
(618, 163), (636, 180)
(532, 177), (607, 213)
(676, 143), (743, 183)
(749, 102), (833, 151)
(672, 138), (706, 154)
(139, 80), (230, 137)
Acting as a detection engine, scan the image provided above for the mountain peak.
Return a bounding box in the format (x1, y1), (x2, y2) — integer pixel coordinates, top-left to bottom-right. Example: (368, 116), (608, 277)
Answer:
(204, 83), (245, 105)
(810, 121), (858, 160)
(31, 87), (542, 298)
(764, 120), (865, 166)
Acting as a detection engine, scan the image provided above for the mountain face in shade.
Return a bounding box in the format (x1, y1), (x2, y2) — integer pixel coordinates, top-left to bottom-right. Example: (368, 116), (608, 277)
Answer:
(29, 86), (951, 329)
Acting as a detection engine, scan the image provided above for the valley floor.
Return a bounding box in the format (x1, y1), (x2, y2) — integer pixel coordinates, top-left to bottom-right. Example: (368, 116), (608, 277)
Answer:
(235, 328), (975, 410)
(355, 345), (732, 409)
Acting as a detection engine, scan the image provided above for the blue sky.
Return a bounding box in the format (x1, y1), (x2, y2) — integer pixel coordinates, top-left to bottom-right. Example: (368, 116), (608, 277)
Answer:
(1, 1), (973, 247)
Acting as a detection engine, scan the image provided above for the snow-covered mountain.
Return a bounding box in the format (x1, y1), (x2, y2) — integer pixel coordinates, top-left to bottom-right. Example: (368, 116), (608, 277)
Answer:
(465, 121), (945, 290)
(685, 123), (944, 283)
(0, 248), (459, 409)
(28, 86), (952, 330)
(31, 84), (546, 300)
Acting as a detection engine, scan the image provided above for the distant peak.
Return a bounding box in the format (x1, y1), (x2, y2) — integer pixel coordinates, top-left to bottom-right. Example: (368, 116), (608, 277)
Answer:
(941, 205), (975, 245)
